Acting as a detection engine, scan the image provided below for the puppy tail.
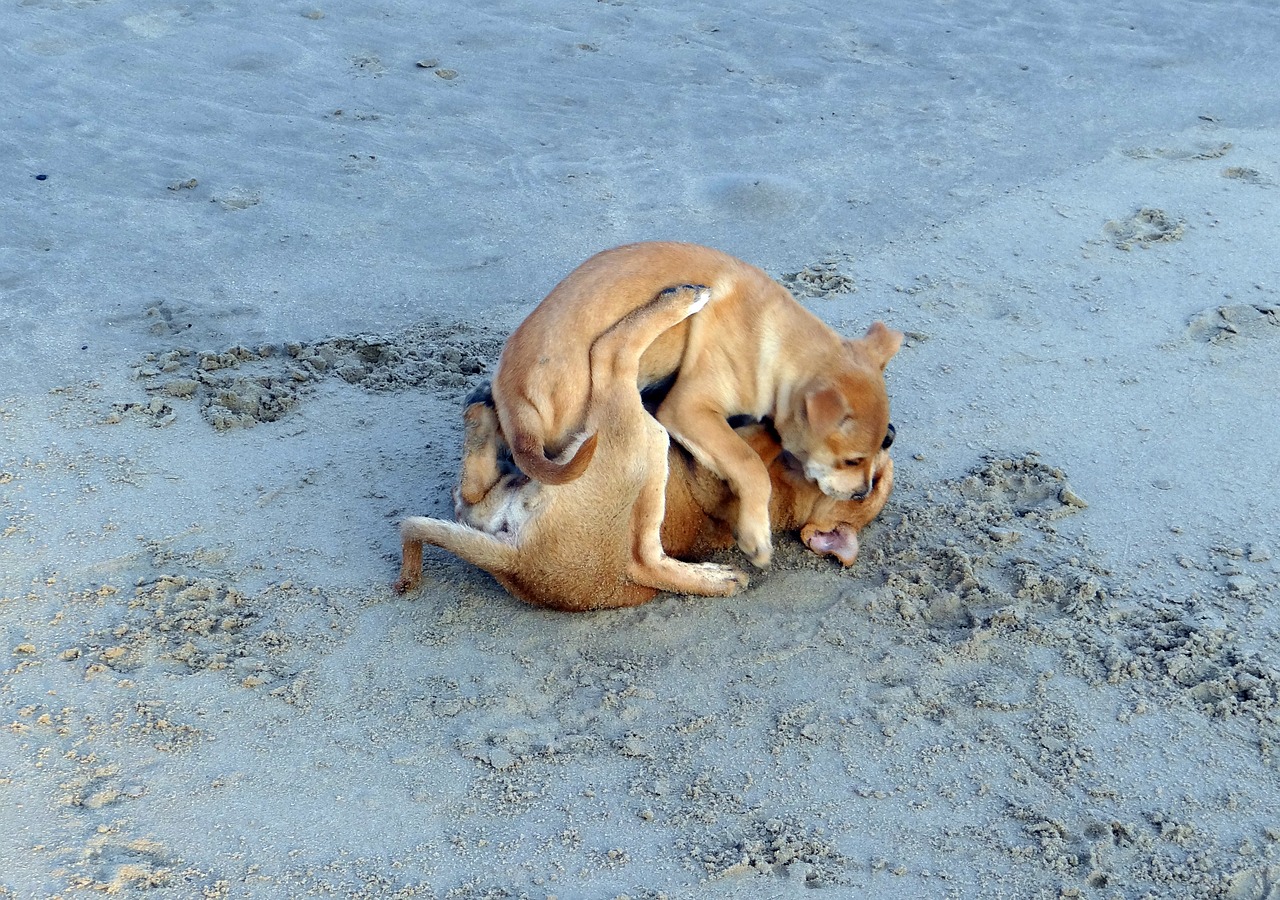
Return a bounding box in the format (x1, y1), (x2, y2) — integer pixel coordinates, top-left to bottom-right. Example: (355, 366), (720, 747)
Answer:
(509, 428), (599, 486)
(394, 516), (519, 592)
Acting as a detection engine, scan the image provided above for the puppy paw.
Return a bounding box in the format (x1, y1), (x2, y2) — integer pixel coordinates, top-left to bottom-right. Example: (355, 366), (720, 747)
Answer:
(392, 574), (419, 594)
(734, 524), (773, 569)
(697, 561), (750, 596)
(659, 283), (712, 315)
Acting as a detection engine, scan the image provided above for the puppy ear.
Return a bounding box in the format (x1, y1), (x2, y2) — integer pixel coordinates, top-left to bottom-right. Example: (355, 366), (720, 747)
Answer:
(801, 523), (860, 566)
(804, 386), (847, 434)
(856, 321), (904, 371)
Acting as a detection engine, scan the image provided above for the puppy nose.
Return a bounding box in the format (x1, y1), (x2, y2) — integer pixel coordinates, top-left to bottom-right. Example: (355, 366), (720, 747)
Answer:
(882, 423), (896, 450)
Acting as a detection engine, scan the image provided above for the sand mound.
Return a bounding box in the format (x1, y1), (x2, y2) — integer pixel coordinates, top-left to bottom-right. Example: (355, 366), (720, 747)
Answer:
(124, 322), (502, 430)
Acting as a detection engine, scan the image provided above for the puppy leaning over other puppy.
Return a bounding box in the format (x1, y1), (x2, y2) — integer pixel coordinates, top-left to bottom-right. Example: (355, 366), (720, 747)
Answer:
(467, 241), (903, 570)
(396, 284), (751, 610)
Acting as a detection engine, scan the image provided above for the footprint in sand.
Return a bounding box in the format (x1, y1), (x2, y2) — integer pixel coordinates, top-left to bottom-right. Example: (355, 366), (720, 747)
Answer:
(128, 322), (502, 430)
(1186, 303), (1280, 344)
(780, 260), (857, 299)
(1123, 141), (1233, 162)
(213, 189), (261, 211)
(1222, 166), (1274, 186)
(1103, 207), (1185, 250)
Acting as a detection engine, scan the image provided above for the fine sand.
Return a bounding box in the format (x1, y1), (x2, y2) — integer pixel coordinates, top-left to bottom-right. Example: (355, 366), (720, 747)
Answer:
(3, 1), (1280, 897)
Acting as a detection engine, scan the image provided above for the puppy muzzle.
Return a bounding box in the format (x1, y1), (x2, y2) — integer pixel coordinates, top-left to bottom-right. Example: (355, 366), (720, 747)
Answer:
(805, 463), (864, 501)
(805, 461), (881, 501)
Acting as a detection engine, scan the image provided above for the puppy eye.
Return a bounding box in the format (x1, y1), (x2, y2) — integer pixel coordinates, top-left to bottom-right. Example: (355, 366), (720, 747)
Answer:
(882, 423), (896, 449)
(841, 458), (863, 468)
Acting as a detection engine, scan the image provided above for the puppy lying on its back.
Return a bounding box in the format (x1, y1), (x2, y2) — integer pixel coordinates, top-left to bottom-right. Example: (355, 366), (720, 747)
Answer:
(397, 407), (893, 611)
(467, 242), (903, 570)
(395, 287), (895, 611)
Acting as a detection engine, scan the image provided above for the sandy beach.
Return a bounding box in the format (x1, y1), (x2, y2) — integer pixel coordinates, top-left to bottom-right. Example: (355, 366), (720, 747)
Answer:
(3, 1), (1280, 897)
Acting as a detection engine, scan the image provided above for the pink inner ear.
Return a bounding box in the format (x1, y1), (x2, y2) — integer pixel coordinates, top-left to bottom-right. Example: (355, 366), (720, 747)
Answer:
(804, 525), (860, 566)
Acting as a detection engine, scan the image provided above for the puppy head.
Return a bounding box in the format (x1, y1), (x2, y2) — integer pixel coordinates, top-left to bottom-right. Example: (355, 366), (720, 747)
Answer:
(798, 449), (895, 565)
(780, 322), (901, 500)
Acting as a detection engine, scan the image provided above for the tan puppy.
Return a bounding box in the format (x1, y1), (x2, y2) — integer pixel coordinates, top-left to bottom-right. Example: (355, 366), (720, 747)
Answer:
(395, 410), (893, 611)
(394, 388), (895, 612)
(471, 241), (903, 569)
(396, 284), (751, 610)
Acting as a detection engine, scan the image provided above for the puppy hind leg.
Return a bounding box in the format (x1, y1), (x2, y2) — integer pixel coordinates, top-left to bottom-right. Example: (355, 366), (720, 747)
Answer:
(626, 432), (748, 598)
(591, 283), (740, 597)
(394, 531), (425, 594)
(630, 556), (750, 598)
(588, 284), (710, 391)
(629, 481), (749, 597)
(396, 516), (521, 592)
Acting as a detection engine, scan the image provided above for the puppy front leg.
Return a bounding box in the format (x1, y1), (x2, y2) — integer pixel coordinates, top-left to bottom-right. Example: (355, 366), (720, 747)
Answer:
(658, 402), (775, 568)
(852, 453), (894, 529)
